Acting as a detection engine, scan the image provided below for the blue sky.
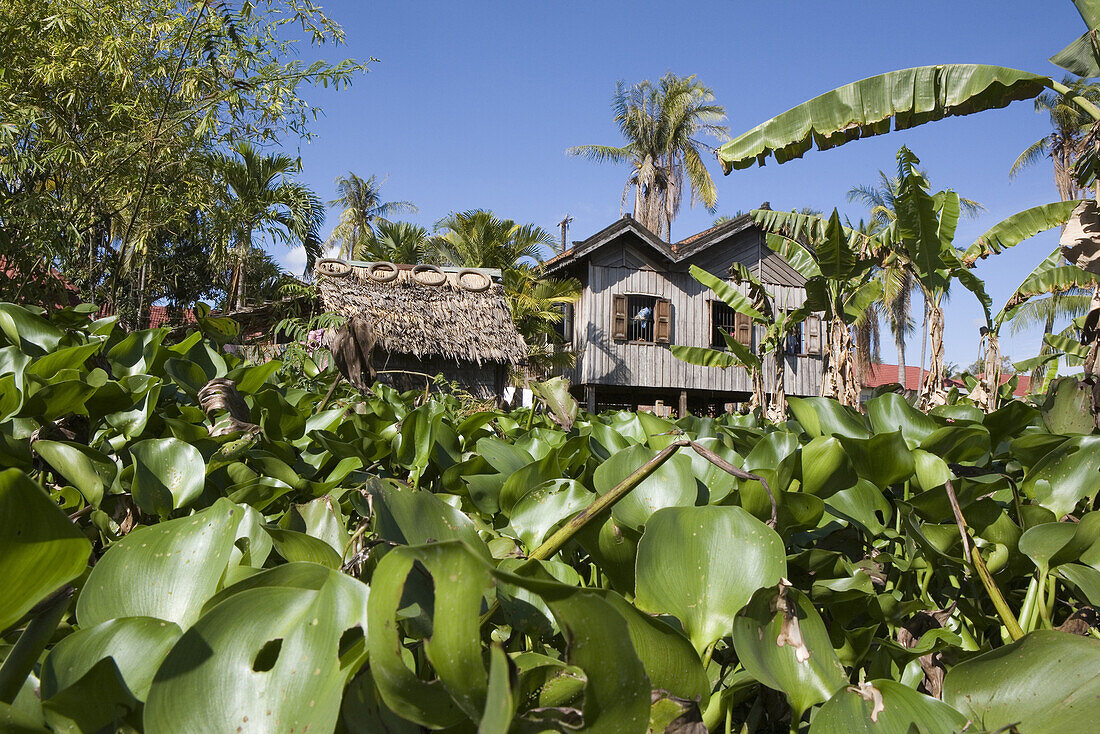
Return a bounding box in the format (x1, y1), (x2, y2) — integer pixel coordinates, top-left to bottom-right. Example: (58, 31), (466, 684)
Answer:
(278, 0), (1087, 371)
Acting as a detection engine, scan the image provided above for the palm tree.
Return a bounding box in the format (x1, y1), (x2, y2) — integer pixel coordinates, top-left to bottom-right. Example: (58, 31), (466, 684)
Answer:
(210, 143), (325, 310)
(568, 73), (728, 241)
(355, 220), (429, 263)
(1011, 77), (1100, 201)
(1010, 77), (1100, 383)
(426, 210), (554, 269)
(326, 173), (417, 258)
(847, 168), (983, 388)
(426, 210), (580, 378)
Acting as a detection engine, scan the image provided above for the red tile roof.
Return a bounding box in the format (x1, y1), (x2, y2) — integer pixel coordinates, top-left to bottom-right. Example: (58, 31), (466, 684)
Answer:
(862, 363), (929, 391)
(146, 305), (197, 329)
(864, 363), (1033, 397)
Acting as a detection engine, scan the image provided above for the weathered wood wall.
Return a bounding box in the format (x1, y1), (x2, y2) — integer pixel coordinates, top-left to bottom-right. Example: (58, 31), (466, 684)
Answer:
(562, 228), (823, 398)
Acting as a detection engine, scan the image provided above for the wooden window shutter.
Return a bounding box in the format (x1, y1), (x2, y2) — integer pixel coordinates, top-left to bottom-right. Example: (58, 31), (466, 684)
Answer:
(806, 315), (822, 354)
(612, 295), (628, 340)
(654, 298), (672, 344)
(734, 312), (752, 346)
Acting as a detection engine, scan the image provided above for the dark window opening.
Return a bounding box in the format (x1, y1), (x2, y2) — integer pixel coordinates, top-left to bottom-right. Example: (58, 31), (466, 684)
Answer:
(628, 295), (657, 343)
(711, 302), (738, 348)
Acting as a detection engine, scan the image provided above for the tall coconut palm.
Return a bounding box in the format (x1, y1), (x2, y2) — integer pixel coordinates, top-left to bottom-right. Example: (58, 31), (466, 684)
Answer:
(210, 143), (325, 310)
(326, 173), (417, 258)
(568, 73), (728, 241)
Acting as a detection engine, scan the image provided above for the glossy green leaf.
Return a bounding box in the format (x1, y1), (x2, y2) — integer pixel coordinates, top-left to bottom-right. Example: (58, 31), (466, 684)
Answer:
(367, 542), (492, 728)
(801, 436), (858, 498)
(592, 445), (696, 530)
(810, 679), (967, 734)
(0, 469), (91, 631)
(788, 397), (869, 439)
(1020, 436), (1100, 518)
(145, 565), (368, 734)
(77, 499), (240, 629)
(1042, 377), (1096, 435)
(865, 393), (939, 448)
(265, 526), (342, 569)
(0, 304), (64, 356)
(732, 584), (848, 719)
(129, 437), (206, 516)
(635, 506), (786, 653)
(944, 630), (1100, 732)
(32, 440), (116, 507)
(41, 617), (181, 704)
(509, 479), (595, 552)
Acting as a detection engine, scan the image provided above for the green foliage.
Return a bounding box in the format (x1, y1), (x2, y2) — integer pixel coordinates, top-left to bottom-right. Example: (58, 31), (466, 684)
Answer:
(0, 0), (367, 315)
(4, 300), (1100, 733)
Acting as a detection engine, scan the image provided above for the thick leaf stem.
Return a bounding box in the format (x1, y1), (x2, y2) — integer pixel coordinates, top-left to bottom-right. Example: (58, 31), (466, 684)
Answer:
(944, 479), (1024, 640)
(687, 440), (777, 528)
(1051, 81), (1100, 122)
(0, 587), (72, 704)
(528, 440), (691, 562)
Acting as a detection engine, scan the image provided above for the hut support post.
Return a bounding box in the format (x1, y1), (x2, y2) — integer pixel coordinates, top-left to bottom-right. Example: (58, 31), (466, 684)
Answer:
(679, 390), (688, 419)
(586, 385), (596, 414)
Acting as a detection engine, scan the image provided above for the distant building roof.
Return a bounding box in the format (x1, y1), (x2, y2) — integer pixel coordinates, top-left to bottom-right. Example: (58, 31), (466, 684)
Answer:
(862, 363), (929, 392)
(863, 363), (1033, 397)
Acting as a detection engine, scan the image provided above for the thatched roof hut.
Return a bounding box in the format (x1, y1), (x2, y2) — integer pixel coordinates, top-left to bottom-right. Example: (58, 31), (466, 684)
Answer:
(314, 259), (527, 396)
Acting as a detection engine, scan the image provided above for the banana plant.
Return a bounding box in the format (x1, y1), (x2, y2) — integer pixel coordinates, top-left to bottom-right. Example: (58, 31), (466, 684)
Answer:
(972, 248), (1099, 410)
(751, 208), (882, 407)
(716, 2), (1100, 175)
(670, 263), (805, 419)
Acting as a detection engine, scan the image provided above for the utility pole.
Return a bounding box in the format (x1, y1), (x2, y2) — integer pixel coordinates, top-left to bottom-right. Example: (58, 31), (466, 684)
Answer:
(557, 215), (573, 254)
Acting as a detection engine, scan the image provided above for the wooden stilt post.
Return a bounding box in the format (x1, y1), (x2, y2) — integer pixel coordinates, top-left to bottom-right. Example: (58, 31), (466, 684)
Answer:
(586, 385), (596, 414)
(679, 390), (688, 419)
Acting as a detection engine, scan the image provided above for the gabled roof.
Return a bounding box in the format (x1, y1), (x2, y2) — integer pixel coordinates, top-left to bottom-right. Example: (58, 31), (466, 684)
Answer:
(543, 213), (758, 275)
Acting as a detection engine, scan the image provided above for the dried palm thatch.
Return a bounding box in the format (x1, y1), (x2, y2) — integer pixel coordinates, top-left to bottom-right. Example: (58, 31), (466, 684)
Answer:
(314, 261), (527, 367)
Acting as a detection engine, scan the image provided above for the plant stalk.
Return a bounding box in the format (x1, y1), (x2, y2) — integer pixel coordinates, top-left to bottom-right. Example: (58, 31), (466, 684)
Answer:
(528, 440), (690, 562)
(944, 479), (1024, 640)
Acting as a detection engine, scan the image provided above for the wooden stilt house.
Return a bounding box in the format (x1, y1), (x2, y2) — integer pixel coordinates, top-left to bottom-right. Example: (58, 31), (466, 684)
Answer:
(544, 213), (825, 415)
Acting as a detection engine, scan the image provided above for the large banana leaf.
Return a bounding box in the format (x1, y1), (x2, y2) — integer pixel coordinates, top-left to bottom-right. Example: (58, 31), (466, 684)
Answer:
(688, 265), (763, 320)
(819, 210), (859, 280)
(964, 201), (1082, 263)
(996, 247), (1099, 325)
(717, 66), (1050, 172)
(1051, 2), (1100, 76)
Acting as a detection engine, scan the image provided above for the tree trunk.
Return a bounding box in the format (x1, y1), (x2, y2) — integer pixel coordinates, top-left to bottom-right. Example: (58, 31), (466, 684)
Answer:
(919, 297), (929, 384)
(234, 225), (252, 310)
(896, 326), (907, 390)
(769, 342), (787, 421)
(917, 305), (947, 410)
(980, 331), (1002, 412)
(820, 317), (860, 408)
